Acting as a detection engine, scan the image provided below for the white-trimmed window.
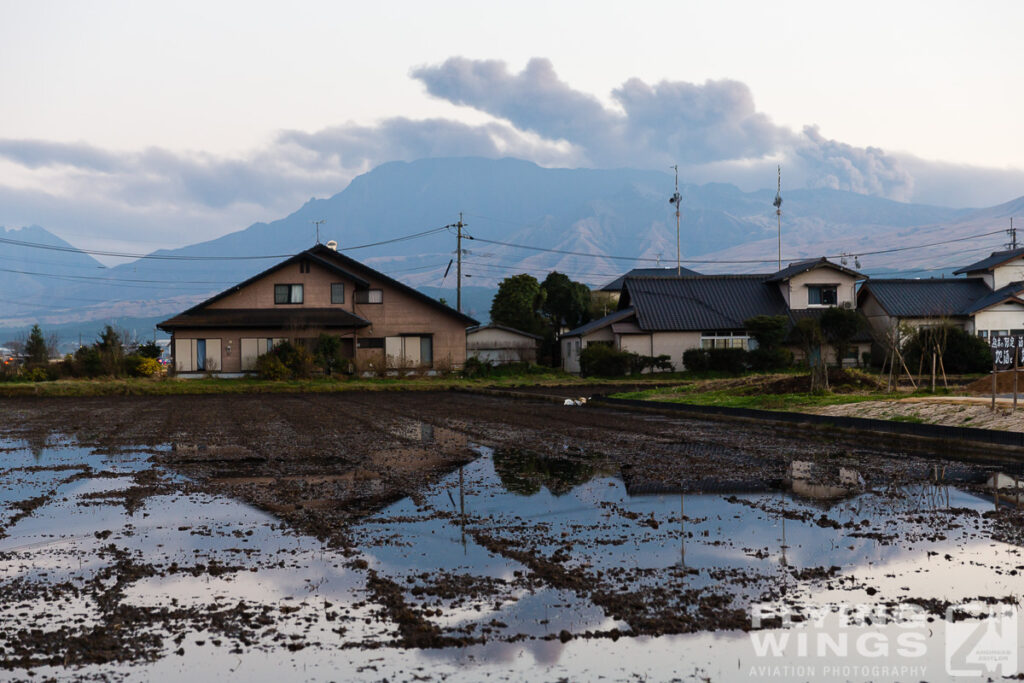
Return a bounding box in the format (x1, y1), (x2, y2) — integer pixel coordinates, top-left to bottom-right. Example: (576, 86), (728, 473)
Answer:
(700, 331), (751, 350)
(807, 284), (838, 306)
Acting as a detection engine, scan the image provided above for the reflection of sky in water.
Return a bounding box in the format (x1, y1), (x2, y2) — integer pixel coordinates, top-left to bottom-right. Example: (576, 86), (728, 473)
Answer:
(2, 439), (1022, 681)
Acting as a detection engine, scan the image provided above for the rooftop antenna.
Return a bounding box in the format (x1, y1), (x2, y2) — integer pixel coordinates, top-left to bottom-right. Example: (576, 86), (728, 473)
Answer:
(669, 165), (682, 275)
(1007, 217), (1017, 250)
(773, 166), (783, 271)
(312, 219), (326, 245)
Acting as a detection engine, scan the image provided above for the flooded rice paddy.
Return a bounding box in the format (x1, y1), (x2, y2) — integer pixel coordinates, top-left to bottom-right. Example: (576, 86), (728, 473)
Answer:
(1, 392), (1023, 681)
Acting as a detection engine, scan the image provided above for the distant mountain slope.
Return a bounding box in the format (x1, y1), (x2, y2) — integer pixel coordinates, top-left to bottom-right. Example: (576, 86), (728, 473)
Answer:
(0, 157), (1001, 336)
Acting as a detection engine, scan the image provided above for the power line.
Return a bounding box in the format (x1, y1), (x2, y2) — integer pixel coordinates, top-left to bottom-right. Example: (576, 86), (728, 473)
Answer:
(0, 225), (451, 261)
(467, 228), (1007, 265)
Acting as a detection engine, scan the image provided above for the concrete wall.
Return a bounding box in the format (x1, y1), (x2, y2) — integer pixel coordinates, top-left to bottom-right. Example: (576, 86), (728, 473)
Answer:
(172, 255), (469, 373)
(785, 268), (859, 309)
(652, 331), (701, 370)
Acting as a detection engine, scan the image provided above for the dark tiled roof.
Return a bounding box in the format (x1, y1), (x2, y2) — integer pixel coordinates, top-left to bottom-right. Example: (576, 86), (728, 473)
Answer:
(623, 275), (788, 331)
(158, 308), (371, 331)
(162, 243), (478, 328)
(858, 279), (991, 317)
(600, 267), (701, 292)
(964, 281), (1024, 313)
(764, 257), (865, 283)
(953, 248), (1024, 275)
(562, 307), (635, 337)
(466, 323), (543, 340)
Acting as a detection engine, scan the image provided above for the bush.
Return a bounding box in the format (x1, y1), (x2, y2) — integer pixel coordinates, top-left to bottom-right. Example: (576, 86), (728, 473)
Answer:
(707, 348), (748, 374)
(748, 347), (793, 372)
(128, 356), (162, 377)
(579, 344), (631, 377)
(629, 354), (674, 374)
(22, 366), (51, 382)
(682, 348), (710, 372)
(136, 341), (163, 359)
(256, 353), (291, 380)
(902, 325), (992, 374)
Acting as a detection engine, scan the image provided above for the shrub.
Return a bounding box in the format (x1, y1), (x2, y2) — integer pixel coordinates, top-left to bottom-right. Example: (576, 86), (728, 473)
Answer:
(136, 341), (163, 359)
(748, 347), (793, 372)
(629, 354), (674, 374)
(22, 366), (51, 382)
(129, 356), (162, 377)
(256, 353), (290, 380)
(902, 324), (992, 374)
(682, 348), (711, 372)
(707, 348), (748, 374)
(579, 344), (631, 377)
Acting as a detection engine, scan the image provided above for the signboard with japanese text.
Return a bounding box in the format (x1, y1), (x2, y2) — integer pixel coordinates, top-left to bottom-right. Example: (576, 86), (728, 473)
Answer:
(990, 335), (1024, 369)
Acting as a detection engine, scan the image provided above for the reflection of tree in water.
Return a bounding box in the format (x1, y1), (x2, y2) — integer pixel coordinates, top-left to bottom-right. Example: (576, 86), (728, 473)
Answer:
(23, 433), (48, 461)
(492, 448), (609, 496)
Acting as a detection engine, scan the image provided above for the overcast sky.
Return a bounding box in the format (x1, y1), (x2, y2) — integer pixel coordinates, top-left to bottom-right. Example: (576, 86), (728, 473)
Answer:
(2, 0), (1023, 254)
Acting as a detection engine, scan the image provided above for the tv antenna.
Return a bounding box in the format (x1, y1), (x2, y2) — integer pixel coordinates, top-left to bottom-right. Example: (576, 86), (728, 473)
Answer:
(1007, 217), (1017, 250)
(312, 219), (326, 244)
(773, 166), (783, 271)
(669, 165), (682, 275)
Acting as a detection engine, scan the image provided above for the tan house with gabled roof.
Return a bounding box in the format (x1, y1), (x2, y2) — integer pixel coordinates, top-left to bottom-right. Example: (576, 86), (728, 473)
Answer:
(158, 243), (477, 375)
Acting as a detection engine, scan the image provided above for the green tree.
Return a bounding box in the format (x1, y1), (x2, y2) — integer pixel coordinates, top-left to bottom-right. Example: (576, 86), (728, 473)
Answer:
(490, 274), (544, 335)
(25, 325), (49, 367)
(136, 340), (163, 359)
(313, 333), (346, 375)
(95, 325), (125, 376)
(794, 317), (829, 392)
(819, 307), (865, 368)
(539, 272), (591, 330)
(744, 315), (793, 371)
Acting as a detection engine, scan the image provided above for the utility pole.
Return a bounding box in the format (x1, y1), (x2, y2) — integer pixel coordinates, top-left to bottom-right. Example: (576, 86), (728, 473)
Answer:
(669, 165), (682, 275)
(1008, 217), (1017, 250)
(456, 213), (465, 313)
(312, 219), (326, 245)
(774, 166), (783, 271)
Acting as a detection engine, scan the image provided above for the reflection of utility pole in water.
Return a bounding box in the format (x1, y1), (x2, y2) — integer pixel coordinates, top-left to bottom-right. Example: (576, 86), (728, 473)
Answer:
(459, 466), (466, 553)
(679, 493), (686, 567)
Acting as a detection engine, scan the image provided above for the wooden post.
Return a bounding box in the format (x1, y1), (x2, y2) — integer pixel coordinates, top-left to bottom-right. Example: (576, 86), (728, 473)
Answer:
(992, 358), (997, 412)
(1007, 339), (1015, 413)
(931, 352), (936, 393)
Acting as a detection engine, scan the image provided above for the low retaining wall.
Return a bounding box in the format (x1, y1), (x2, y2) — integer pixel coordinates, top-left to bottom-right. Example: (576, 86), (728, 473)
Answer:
(592, 396), (1024, 454)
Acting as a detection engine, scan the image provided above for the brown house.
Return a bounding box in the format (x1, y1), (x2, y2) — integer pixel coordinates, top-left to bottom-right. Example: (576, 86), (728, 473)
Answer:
(158, 243), (477, 374)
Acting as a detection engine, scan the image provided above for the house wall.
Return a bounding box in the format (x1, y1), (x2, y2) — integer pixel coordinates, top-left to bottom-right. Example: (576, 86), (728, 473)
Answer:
(182, 256), (469, 371)
(974, 304), (1024, 335)
(618, 333), (653, 357)
(991, 260), (1024, 289)
(171, 327), (356, 373)
(785, 269), (859, 309)
(561, 327), (614, 373)
(652, 331), (701, 370)
(467, 328), (538, 364)
(857, 292), (893, 341)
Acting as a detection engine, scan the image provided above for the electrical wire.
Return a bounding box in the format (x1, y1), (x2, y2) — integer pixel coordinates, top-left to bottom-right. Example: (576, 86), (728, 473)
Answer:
(0, 225), (451, 261)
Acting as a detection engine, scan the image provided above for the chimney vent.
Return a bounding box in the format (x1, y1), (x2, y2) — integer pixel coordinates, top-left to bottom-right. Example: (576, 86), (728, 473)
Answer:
(326, 240), (338, 251)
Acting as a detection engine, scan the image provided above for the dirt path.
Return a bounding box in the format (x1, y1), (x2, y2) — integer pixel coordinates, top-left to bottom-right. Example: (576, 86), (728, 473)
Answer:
(810, 396), (1024, 432)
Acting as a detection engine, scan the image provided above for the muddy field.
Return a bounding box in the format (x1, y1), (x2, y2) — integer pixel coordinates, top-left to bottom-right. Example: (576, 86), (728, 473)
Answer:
(1, 391), (1023, 681)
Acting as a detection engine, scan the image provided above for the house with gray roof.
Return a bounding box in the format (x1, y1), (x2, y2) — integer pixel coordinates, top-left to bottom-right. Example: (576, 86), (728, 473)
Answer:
(561, 258), (868, 372)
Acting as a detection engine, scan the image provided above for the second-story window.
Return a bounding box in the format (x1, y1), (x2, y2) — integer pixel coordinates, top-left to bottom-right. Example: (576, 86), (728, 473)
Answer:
(355, 289), (383, 304)
(274, 284), (303, 304)
(807, 285), (837, 306)
(331, 283), (345, 304)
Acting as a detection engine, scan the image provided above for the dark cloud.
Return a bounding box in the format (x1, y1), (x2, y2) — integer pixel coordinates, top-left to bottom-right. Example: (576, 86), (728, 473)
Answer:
(413, 57), (920, 200)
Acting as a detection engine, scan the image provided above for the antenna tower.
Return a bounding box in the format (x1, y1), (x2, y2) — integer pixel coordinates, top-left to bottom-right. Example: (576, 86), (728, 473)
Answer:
(669, 165), (682, 275)
(1007, 217), (1018, 250)
(773, 166), (783, 270)
(312, 219), (326, 244)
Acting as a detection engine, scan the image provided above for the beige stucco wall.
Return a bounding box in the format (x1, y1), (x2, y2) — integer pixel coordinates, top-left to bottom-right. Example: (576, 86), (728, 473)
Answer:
(974, 303), (1024, 334)
(651, 331), (701, 370)
(560, 327), (615, 373)
(172, 256), (469, 372)
(991, 260), (1024, 289)
(857, 292), (892, 342)
(618, 333), (653, 356)
(784, 268), (859, 309)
